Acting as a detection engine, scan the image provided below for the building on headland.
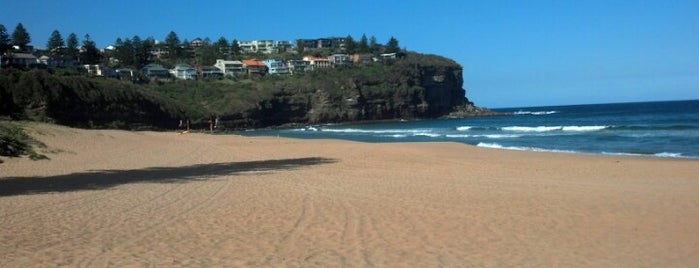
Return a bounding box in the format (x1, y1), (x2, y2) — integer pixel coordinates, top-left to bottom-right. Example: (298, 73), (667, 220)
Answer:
(302, 56), (331, 71)
(328, 54), (351, 67)
(297, 37), (347, 51)
(140, 64), (170, 79)
(115, 68), (137, 82)
(351, 53), (375, 64)
(262, 59), (289, 75)
(275, 41), (292, 53)
(171, 64), (197, 80)
(198, 66), (223, 78)
(242, 59), (267, 75)
(214, 59), (244, 77)
(190, 38), (204, 48)
(286, 60), (309, 75)
(84, 64), (117, 78)
(2, 53), (40, 69)
(237, 40), (275, 54)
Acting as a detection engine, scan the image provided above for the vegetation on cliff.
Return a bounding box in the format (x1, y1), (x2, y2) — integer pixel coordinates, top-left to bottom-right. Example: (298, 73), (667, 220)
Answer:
(1, 52), (490, 130)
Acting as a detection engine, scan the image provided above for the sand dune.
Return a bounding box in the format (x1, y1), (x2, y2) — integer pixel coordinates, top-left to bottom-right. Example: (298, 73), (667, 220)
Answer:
(1, 123), (698, 267)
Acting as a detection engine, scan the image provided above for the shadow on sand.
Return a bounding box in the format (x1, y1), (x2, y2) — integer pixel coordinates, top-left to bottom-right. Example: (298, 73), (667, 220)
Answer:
(0, 157), (336, 197)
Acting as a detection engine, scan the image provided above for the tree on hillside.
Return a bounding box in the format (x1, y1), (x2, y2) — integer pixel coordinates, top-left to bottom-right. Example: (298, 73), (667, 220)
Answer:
(164, 31), (182, 60)
(295, 39), (304, 55)
(11, 23), (31, 51)
(215, 36), (229, 58)
(344, 35), (356, 54)
(65, 33), (79, 61)
(358, 34), (369, 53)
(385, 36), (400, 53)
(369, 35), (380, 53)
(80, 34), (101, 64)
(113, 37), (134, 67)
(47, 30), (65, 54)
(230, 39), (242, 57)
(131, 35), (143, 67)
(139, 37), (155, 67)
(0, 24), (11, 54)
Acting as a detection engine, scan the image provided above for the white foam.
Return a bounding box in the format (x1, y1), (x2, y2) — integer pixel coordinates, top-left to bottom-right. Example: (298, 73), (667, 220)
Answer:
(456, 126), (473, 131)
(654, 152), (684, 158)
(514, 110), (558, 115)
(413, 133), (442, 138)
(561, 126), (608, 132)
(501, 125), (608, 132)
(321, 128), (433, 134)
(446, 134), (472, 138)
(502, 126), (561, 132)
(476, 142), (507, 149)
(477, 142), (577, 154)
(482, 134), (523, 139)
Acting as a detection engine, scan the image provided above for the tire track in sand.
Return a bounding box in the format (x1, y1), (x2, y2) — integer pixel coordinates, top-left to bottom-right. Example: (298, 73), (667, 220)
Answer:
(81, 175), (231, 267)
(267, 194), (314, 266)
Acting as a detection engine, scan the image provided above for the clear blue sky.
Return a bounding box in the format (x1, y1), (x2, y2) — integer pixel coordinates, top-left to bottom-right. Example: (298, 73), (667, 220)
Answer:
(2, 0), (697, 108)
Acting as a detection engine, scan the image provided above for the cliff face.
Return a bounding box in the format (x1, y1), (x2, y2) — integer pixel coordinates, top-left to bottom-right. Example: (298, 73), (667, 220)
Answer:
(236, 53), (480, 128)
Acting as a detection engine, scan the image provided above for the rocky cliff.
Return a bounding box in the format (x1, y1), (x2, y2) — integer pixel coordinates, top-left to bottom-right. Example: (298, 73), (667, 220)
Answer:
(225, 52), (492, 128)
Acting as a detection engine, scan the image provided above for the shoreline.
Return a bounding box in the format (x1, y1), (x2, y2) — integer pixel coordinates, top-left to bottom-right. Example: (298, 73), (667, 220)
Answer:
(2, 123), (698, 267)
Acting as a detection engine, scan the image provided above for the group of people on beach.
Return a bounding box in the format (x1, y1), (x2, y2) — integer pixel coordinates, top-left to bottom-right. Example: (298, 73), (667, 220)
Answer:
(178, 114), (219, 134)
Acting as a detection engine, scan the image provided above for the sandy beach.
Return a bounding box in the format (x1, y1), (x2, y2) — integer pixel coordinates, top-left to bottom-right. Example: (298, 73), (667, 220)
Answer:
(1, 123), (698, 267)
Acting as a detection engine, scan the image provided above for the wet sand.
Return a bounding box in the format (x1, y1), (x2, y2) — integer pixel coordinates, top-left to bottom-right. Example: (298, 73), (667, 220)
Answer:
(1, 123), (698, 267)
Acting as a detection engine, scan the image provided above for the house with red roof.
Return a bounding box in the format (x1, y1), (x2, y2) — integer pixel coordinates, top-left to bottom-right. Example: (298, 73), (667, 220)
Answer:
(242, 59), (267, 75)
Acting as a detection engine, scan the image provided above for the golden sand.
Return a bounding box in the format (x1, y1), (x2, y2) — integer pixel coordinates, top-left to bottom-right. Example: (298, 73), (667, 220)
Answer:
(1, 123), (698, 267)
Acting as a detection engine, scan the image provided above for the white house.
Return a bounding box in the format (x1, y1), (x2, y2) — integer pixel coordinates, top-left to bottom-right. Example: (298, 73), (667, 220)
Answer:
(214, 59), (244, 77)
(263, 59), (289, 75)
(171, 64), (196, 80)
(302, 56), (331, 71)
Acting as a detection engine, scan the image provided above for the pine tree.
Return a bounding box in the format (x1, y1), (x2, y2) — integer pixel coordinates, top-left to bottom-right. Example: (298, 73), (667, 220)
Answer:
(344, 35), (356, 54)
(385, 36), (400, 54)
(230, 39), (242, 57)
(80, 34), (101, 64)
(295, 39), (304, 55)
(66, 33), (79, 61)
(369, 36), (380, 53)
(47, 30), (65, 54)
(132, 35), (145, 67)
(164, 31), (181, 59)
(358, 34), (369, 53)
(0, 24), (11, 54)
(11, 23), (31, 51)
(215, 36), (229, 57)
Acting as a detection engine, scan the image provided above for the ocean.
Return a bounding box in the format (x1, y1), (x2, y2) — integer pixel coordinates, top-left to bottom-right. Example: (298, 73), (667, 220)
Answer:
(240, 100), (699, 159)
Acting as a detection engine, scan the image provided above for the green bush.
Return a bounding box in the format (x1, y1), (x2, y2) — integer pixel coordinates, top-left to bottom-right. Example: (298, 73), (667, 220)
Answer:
(0, 121), (48, 161)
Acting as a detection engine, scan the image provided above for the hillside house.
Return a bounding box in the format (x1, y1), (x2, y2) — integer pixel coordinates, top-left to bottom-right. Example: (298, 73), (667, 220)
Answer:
(351, 53), (374, 64)
(2, 53), (40, 69)
(171, 64), (197, 80)
(263, 59), (289, 75)
(140, 64), (170, 79)
(237, 40), (275, 54)
(198, 66), (223, 78)
(302, 56), (331, 71)
(84, 64), (117, 77)
(328, 54), (351, 67)
(286, 60), (308, 75)
(116, 68), (137, 82)
(242, 59), (267, 75)
(214, 59), (244, 77)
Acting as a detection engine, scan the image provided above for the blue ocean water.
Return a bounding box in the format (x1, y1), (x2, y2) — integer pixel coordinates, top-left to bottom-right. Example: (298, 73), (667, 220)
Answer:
(240, 100), (699, 158)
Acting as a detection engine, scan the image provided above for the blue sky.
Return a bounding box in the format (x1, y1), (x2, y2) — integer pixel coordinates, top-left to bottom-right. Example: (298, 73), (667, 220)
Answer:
(2, 0), (697, 108)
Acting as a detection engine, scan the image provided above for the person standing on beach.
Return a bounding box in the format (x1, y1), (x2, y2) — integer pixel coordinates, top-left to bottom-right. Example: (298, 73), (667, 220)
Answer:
(208, 114), (214, 133)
